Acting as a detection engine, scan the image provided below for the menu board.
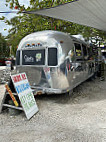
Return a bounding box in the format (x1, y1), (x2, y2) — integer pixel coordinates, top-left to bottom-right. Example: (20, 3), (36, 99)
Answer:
(11, 73), (38, 119)
(22, 50), (45, 65)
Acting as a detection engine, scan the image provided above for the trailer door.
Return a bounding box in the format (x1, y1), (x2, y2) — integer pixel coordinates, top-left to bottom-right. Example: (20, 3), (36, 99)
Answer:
(74, 42), (85, 85)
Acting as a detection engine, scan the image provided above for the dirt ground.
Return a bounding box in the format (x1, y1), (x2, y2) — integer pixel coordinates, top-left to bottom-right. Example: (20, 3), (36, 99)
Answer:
(0, 68), (106, 142)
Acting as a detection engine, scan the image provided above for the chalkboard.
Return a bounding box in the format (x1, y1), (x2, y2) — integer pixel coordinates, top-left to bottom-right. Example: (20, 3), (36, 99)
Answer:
(22, 49), (45, 65)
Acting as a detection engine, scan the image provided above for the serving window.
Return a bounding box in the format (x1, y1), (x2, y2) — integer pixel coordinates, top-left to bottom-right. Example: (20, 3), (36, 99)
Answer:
(82, 44), (88, 58)
(22, 49), (45, 65)
(48, 48), (57, 66)
(74, 43), (82, 57)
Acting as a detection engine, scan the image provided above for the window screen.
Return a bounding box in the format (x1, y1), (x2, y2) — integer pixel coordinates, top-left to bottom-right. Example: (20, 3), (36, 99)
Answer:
(48, 48), (57, 66)
(82, 44), (87, 56)
(22, 49), (45, 65)
(74, 43), (82, 57)
(16, 50), (20, 65)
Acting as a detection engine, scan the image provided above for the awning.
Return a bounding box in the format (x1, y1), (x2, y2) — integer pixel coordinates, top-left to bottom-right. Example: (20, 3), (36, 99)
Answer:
(24, 0), (106, 31)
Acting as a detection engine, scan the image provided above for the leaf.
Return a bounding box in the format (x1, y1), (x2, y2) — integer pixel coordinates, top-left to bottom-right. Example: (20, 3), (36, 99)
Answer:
(0, 16), (5, 20)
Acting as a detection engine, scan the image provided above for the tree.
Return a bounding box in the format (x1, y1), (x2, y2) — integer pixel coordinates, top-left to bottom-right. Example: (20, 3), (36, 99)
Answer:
(1, 0), (106, 55)
(0, 33), (10, 58)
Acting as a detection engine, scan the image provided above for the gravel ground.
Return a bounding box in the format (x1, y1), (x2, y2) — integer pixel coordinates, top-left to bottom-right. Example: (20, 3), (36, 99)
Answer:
(0, 68), (106, 142)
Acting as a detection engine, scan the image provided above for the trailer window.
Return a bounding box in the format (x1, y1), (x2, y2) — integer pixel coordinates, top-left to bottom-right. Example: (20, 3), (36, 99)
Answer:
(82, 44), (87, 56)
(74, 43), (82, 57)
(16, 51), (20, 65)
(22, 49), (45, 65)
(102, 52), (106, 58)
(48, 48), (57, 66)
(88, 46), (93, 60)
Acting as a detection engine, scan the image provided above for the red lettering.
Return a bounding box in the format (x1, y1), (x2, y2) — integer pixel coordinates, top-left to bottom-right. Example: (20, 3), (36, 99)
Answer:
(13, 76), (17, 83)
(17, 75), (22, 82)
(12, 75), (22, 83)
(21, 74), (26, 80)
(47, 68), (50, 71)
(44, 68), (50, 72)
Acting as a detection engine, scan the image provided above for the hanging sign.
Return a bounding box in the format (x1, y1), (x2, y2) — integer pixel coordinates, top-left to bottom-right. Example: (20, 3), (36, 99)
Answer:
(43, 67), (52, 87)
(11, 73), (38, 119)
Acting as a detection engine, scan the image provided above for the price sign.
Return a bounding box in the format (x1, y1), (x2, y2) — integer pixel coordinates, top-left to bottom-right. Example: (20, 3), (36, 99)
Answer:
(11, 73), (38, 119)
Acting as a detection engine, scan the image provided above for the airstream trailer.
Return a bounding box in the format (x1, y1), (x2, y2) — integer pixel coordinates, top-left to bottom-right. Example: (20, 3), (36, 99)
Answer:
(16, 30), (98, 95)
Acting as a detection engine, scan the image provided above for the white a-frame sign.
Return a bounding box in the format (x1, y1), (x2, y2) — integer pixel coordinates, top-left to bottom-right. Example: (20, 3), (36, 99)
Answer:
(11, 72), (38, 119)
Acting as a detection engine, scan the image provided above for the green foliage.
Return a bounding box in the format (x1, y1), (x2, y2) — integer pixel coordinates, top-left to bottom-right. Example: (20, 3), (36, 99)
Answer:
(1, 0), (106, 55)
(0, 34), (10, 58)
(0, 16), (5, 20)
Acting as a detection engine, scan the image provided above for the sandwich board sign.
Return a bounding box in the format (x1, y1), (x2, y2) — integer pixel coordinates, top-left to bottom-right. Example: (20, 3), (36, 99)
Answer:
(11, 72), (38, 119)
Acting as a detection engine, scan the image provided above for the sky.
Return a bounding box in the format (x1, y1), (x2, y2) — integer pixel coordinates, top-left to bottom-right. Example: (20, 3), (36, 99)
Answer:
(0, 0), (30, 36)
(0, 0), (84, 39)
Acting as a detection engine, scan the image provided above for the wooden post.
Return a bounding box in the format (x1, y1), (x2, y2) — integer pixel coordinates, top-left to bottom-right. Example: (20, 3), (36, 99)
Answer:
(5, 84), (19, 107)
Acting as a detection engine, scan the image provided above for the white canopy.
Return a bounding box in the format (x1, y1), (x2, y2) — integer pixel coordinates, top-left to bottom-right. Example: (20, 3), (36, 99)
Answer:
(25, 0), (106, 31)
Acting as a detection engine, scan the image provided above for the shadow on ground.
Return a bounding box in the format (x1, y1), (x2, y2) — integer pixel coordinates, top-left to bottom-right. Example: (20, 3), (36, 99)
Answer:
(36, 77), (106, 105)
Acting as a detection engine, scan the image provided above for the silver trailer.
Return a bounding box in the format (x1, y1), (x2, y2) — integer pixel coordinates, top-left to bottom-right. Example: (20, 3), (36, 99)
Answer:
(16, 30), (98, 95)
